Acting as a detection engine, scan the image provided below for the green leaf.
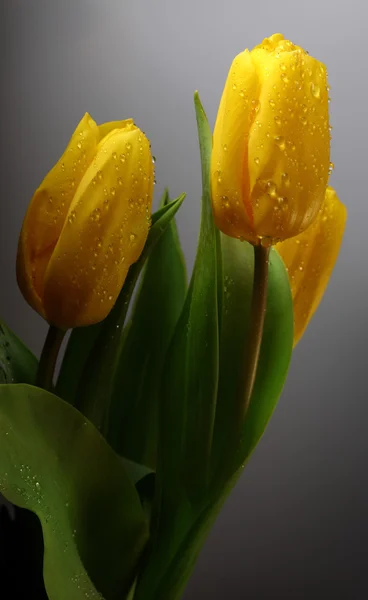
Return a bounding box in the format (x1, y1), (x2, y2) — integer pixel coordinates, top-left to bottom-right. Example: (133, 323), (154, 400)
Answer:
(211, 235), (294, 484)
(136, 95), (293, 600)
(121, 457), (155, 522)
(56, 194), (185, 415)
(106, 188), (187, 469)
(56, 323), (101, 405)
(0, 384), (148, 600)
(0, 321), (38, 384)
(135, 92), (220, 600)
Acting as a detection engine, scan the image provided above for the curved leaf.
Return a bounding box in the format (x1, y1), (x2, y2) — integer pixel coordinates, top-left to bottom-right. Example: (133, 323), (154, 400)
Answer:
(0, 384), (148, 600)
(0, 321), (37, 384)
(107, 189), (187, 469)
(135, 92), (220, 600)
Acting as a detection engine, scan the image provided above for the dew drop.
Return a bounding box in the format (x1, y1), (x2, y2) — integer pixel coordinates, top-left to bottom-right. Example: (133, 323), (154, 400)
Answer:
(120, 153), (126, 163)
(310, 82), (321, 98)
(97, 170), (103, 181)
(110, 187), (116, 196)
(77, 142), (82, 150)
(68, 210), (77, 224)
(223, 144), (228, 152)
(112, 151), (117, 160)
(221, 195), (230, 209)
(269, 99), (276, 109)
(266, 180), (277, 197)
(90, 208), (101, 223)
(281, 172), (290, 187)
(130, 233), (137, 243)
(274, 135), (286, 151)
(328, 161), (334, 175)
(274, 115), (282, 126)
(254, 157), (260, 165)
(117, 177), (123, 186)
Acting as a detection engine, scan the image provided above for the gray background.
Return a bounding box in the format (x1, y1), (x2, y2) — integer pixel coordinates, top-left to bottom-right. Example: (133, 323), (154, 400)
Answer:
(0, 0), (366, 598)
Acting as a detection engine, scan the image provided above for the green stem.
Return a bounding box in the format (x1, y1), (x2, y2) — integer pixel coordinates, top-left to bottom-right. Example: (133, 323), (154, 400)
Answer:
(214, 243), (270, 492)
(237, 243), (270, 423)
(36, 325), (66, 391)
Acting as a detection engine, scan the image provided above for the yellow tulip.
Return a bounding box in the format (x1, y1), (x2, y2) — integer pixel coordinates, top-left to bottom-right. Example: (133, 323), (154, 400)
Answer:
(211, 33), (331, 244)
(17, 113), (154, 330)
(277, 187), (346, 345)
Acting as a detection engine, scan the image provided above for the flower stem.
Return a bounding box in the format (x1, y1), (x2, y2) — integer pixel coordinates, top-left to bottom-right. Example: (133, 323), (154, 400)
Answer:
(237, 243), (270, 422)
(36, 325), (66, 391)
(213, 243), (270, 493)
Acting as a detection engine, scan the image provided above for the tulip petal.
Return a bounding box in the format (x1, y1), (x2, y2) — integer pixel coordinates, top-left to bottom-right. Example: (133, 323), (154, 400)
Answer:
(43, 125), (154, 329)
(211, 49), (259, 243)
(248, 35), (330, 241)
(276, 187), (346, 345)
(98, 119), (134, 141)
(16, 113), (99, 316)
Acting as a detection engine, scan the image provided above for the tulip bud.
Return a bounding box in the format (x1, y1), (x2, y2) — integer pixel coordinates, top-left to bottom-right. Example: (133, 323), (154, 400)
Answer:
(211, 33), (331, 244)
(17, 113), (154, 329)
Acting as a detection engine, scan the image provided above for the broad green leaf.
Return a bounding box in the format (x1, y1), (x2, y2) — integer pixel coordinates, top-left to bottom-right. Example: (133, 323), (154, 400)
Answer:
(211, 237), (293, 485)
(56, 194), (185, 415)
(0, 321), (38, 384)
(0, 384), (148, 600)
(135, 92), (220, 600)
(107, 188), (187, 469)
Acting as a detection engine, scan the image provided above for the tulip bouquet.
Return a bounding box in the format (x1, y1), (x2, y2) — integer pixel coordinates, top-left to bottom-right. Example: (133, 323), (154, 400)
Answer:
(0, 34), (346, 599)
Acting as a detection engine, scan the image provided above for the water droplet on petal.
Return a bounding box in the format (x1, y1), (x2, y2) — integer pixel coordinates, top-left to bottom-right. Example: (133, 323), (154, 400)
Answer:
(274, 136), (286, 151)
(310, 82), (321, 98)
(266, 180), (277, 197)
(281, 172), (290, 187)
(68, 210), (77, 224)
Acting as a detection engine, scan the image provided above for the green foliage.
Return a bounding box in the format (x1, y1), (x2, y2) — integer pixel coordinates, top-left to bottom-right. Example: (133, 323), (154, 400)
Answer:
(106, 189), (187, 469)
(0, 321), (38, 384)
(0, 384), (148, 600)
(135, 94), (294, 600)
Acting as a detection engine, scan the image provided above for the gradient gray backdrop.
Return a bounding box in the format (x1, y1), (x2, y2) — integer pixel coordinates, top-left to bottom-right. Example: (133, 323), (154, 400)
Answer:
(1, 1), (367, 598)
